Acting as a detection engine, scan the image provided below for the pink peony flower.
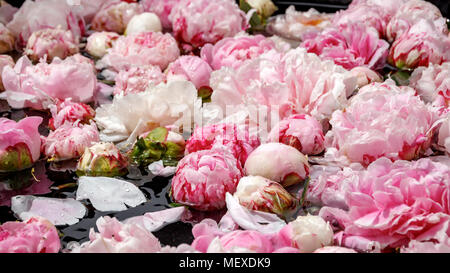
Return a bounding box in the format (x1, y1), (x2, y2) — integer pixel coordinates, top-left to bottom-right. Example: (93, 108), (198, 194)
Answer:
(76, 0), (115, 24)
(185, 123), (260, 166)
(348, 0), (408, 19)
(0, 54), (97, 110)
(113, 65), (165, 96)
(200, 34), (276, 70)
(141, 0), (180, 30)
(171, 149), (244, 211)
(0, 54), (13, 91)
(388, 19), (450, 70)
(99, 31), (180, 72)
(216, 230), (275, 253)
(301, 24), (389, 70)
(350, 66), (382, 89)
(68, 216), (161, 253)
(48, 99), (95, 130)
(268, 114), (324, 155)
(6, 0), (85, 49)
(166, 56), (212, 89)
(91, 1), (143, 34)
(438, 115), (450, 155)
(0, 217), (60, 253)
(42, 122), (100, 161)
(169, 0), (247, 48)
(0, 116), (42, 172)
(313, 246), (357, 253)
(386, 0), (447, 42)
(319, 157), (450, 252)
(0, 23), (13, 54)
(244, 143), (309, 187)
(85, 31), (119, 59)
(325, 80), (436, 165)
(25, 28), (79, 63)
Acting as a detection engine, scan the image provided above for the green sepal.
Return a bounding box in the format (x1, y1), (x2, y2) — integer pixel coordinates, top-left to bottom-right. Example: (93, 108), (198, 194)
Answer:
(0, 143), (33, 172)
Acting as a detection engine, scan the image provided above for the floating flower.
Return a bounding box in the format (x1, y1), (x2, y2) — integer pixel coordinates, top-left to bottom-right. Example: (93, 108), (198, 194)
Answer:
(141, 0), (180, 30)
(0, 217), (60, 253)
(244, 143), (309, 187)
(91, 1), (143, 34)
(169, 0), (247, 48)
(325, 80), (436, 165)
(0, 23), (13, 53)
(76, 142), (128, 177)
(0, 54), (13, 91)
(171, 149), (244, 211)
(85, 31), (120, 59)
(113, 65), (165, 96)
(0, 117), (42, 172)
(125, 12), (162, 35)
(267, 114), (324, 155)
(43, 122), (100, 162)
(48, 99), (95, 130)
(166, 56), (212, 90)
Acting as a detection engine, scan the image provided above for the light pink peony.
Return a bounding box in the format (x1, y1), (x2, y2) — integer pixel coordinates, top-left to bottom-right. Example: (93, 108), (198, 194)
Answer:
(216, 230), (275, 253)
(141, 0), (180, 30)
(166, 56), (212, 89)
(0, 217), (60, 253)
(350, 66), (382, 89)
(171, 149), (244, 211)
(6, 0), (85, 49)
(200, 34), (276, 70)
(319, 157), (450, 252)
(42, 122), (100, 161)
(388, 19), (450, 70)
(91, 1), (143, 34)
(25, 28), (79, 62)
(301, 24), (389, 70)
(313, 246), (357, 253)
(0, 116), (42, 172)
(113, 65), (165, 96)
(0, 54), (97, 110)
(76, 0), (116, 24)
(185, 123), (260, 166)
(386, 0), (447, 42)
(0, 54), (13, 91)
(99, 31), (180, 71)
(85, 31), (119, 59)
(267, 114), (324, 155)
(348, 0), (407, 18)
(438, 115), (450, 155)
(68, 216), (161, 253)
(0, 23), (13, 54)
(169, 0), (247, 48)
(325, 80), (436, 166)
(48, 99), (95, 130)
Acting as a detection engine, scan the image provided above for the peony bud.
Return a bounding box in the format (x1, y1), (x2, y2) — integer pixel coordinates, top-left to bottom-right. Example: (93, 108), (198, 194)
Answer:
(91, 2), (143, 34)
(76, 142), (128, 177)
(125, 12), (162, 36)
(234, 176), (298, 218)
(85, 31), (119, 58)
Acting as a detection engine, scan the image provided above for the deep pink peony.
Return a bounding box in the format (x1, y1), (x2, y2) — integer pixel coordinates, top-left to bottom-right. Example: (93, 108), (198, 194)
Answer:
(166, 56), (212, 89)
(0, 54), (97, 110)
(25, 28), (79, 62)
(200, 34), (276, 70)
(0, 217), (60, 253)
(267, 114), (324, 155)
(113, 65), (165, 96)
(325, 80), (436, 165)
(0, 54), (13, 91)
(91, 1), (143, 34)
(301, 24), (389, 70)
(319, 157), (450, 252)
(99, 31), (180, 72)
(42, 122), (100, 161)
(48, 99), (95, 130)
(141, 0), (180, 30)
(185, 123), (260, 166)
(171, 149), (244, 211)
(169, 0), (247, 48)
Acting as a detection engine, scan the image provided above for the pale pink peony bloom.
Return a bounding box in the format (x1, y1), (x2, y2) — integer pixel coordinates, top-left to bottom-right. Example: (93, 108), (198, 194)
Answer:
(386, 0), (447, 42)
(268, 114), (324, 155)
(301, 24), (389, 70)
(48, 99), (95, 130)
(319, 157), (450, 252)
(141, 0), (180, 30)
(113, 65), (165, 96)
(185, 123), (260, 166)
(0, 217), (60, 253)
(0, 116), (42, 172)
(200, 34), (276, 70)
(350, 66), (382, 89)
(438, 115), (450, 155)
(0, 54), (97, 110)
(68, 216), (161, 253)
(0, 54), (13, 91)
(244, 143), (309, 187)
(99, 31), (180, 72)
(166, 56), (212, 89)
(6, 0), (85, 49)
(85, 31), (119, 59)
(409, 62), (450, 111)
(42, 122), (100, 162)
(325, 80), (436, 165)
(169, 0), (247, 48)
(0, 23), (13, 54)
(313, 246), (357, 253)
(348, 0), (407, 18)
(216, 230), (275, 253)
(91, 1), (143, 34)
(25, 28), (79, 63)
(171, 149), (244, 211)
(388, 19), (450, 70)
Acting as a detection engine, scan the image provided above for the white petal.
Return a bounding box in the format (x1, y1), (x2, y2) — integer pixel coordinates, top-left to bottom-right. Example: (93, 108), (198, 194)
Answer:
(124, 206), (186, 232)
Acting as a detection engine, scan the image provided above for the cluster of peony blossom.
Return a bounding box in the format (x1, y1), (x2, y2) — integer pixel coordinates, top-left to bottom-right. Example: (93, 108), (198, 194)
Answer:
(0, 0), (449, 254)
